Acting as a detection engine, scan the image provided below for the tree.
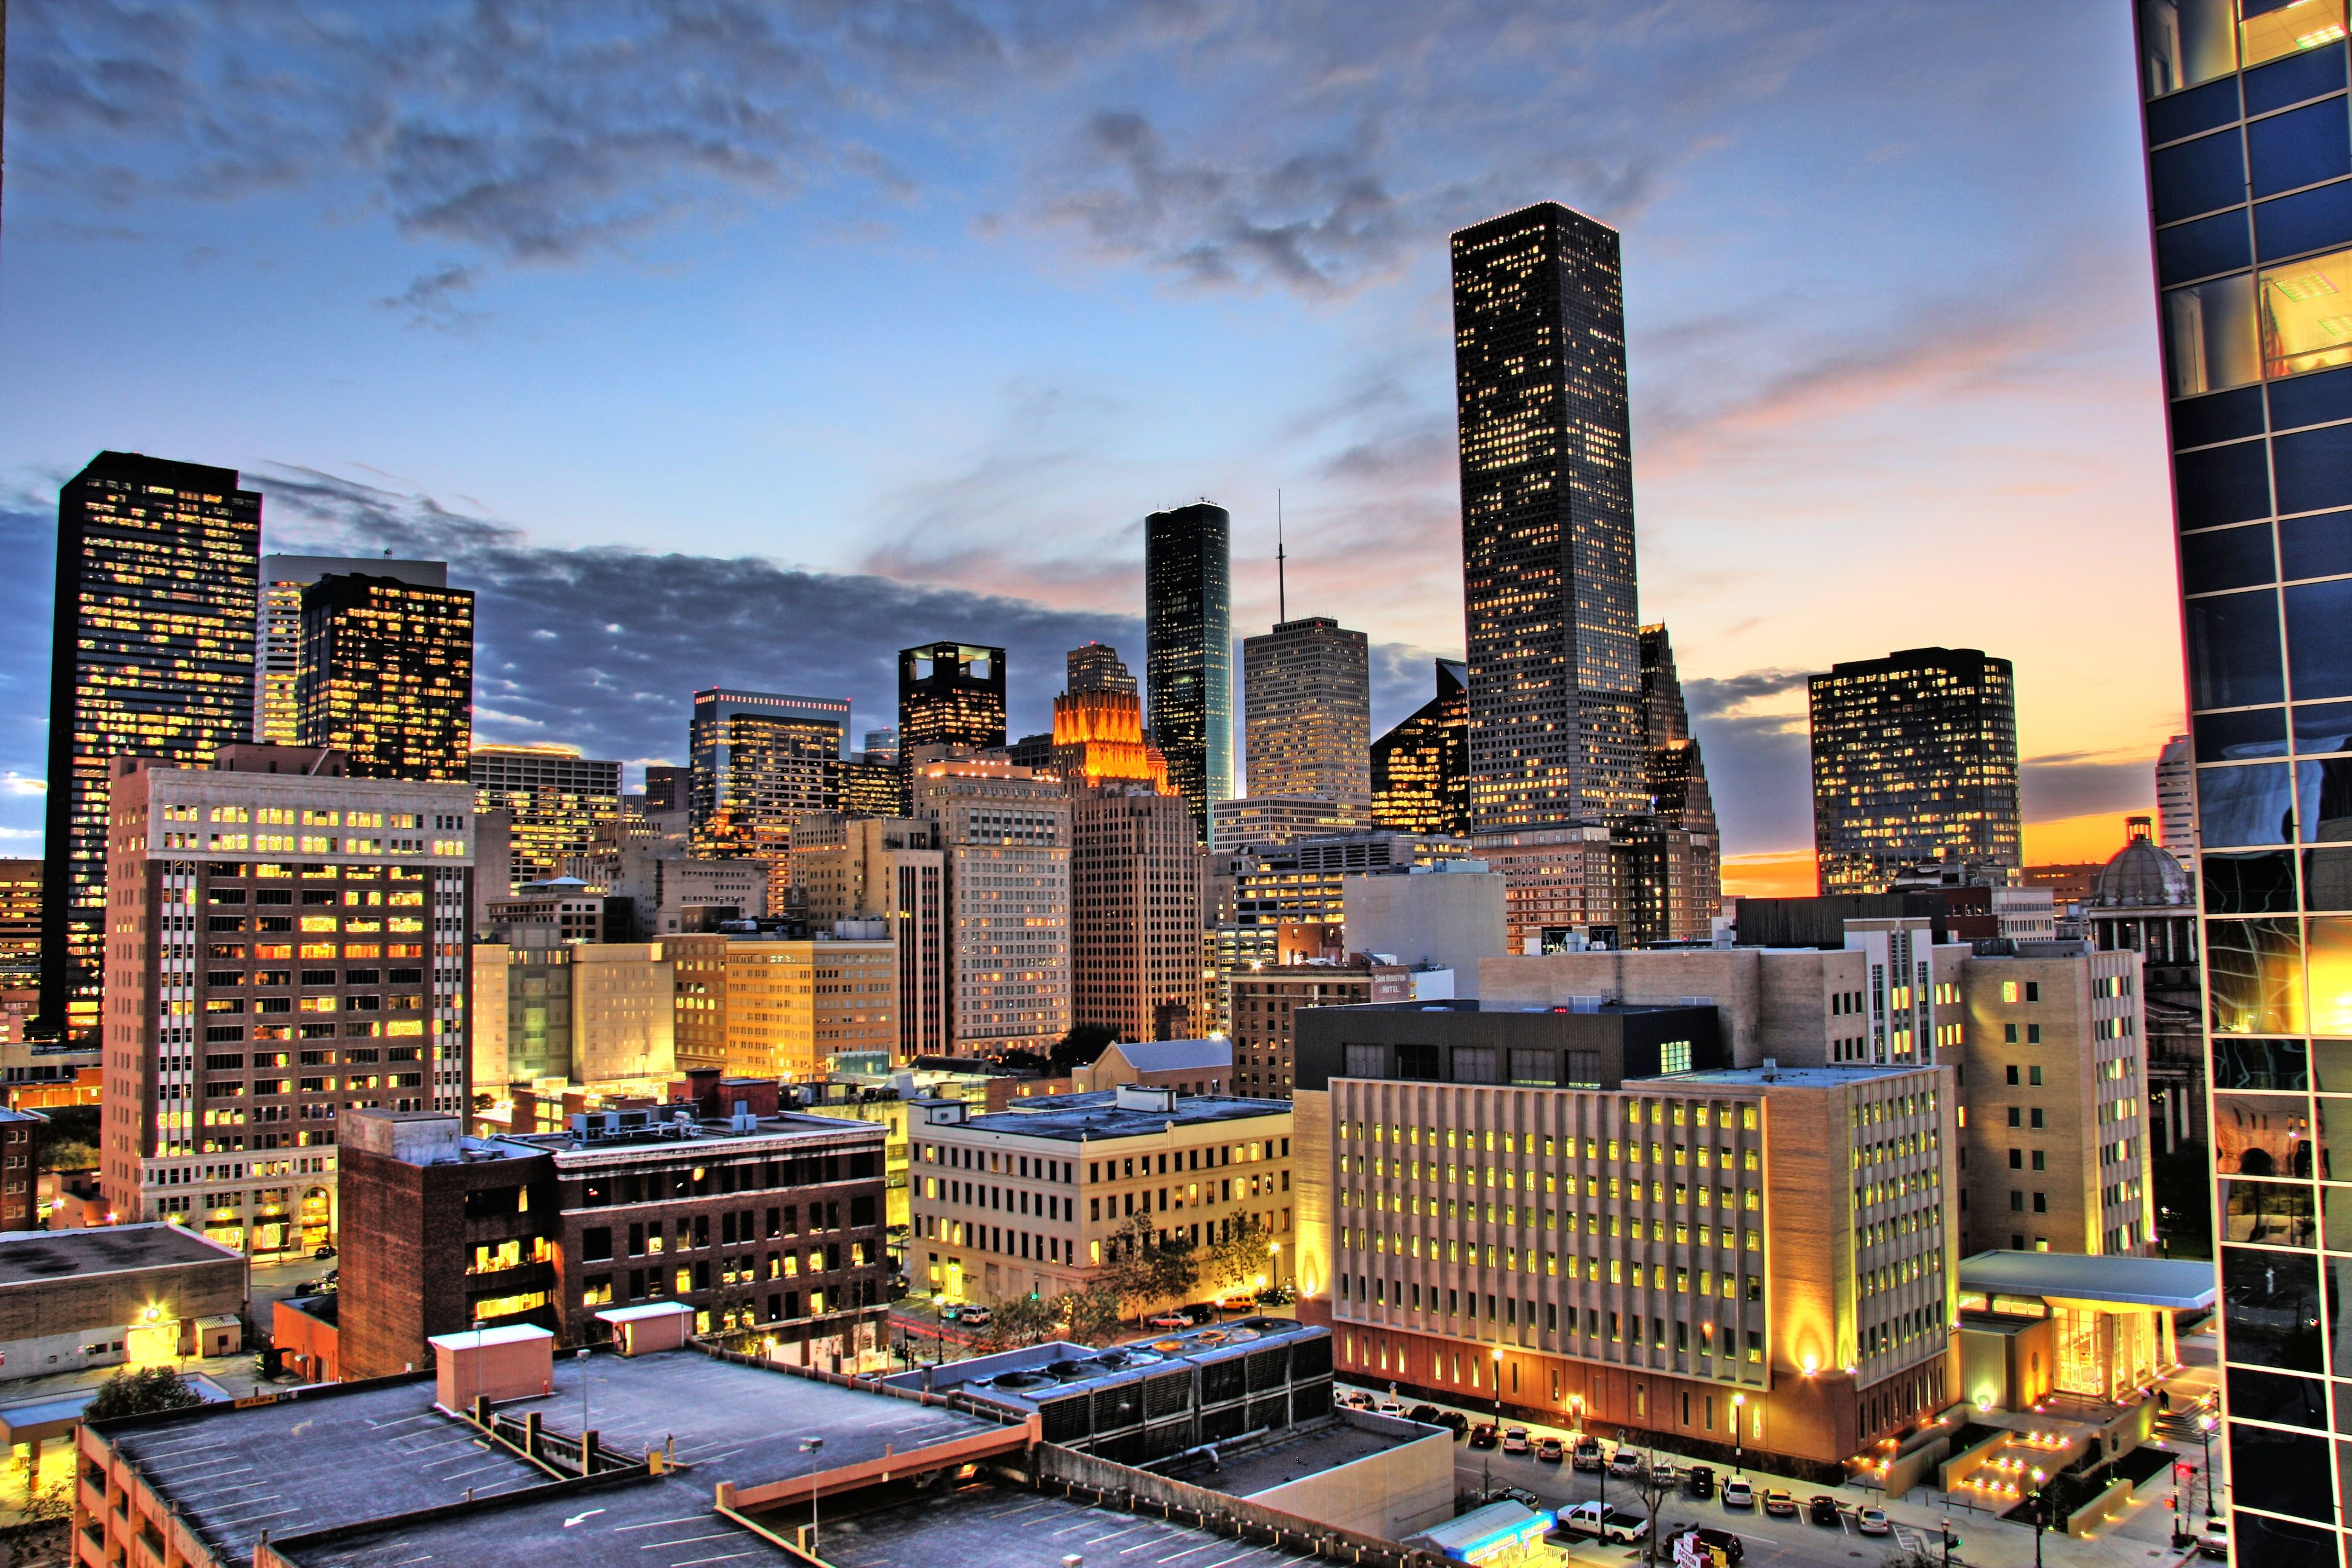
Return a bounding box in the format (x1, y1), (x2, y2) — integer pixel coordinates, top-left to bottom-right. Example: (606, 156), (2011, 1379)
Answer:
(83, 1367), (204, 1423)
(1636, 1463), (1672, 1568)
(1062, 1284), (1124, 1345)
(34, 1105), (98, 1173)
(1201, 1214), (1272, 1297)
(1050, 1025), (1119, 1076)
(1100, 1212), (1198, 1321)
(974, 1292), (1063, 1354)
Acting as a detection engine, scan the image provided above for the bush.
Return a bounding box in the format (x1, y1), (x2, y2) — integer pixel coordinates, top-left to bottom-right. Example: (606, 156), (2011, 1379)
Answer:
(83, 1367), (204, 1423)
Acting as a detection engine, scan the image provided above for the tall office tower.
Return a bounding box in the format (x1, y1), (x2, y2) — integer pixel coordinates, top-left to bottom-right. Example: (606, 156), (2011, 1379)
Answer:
(1454, 204), (1644, 832)
(1048, 679), (1169, 791)
(1640, 625), (1716, 834)
(0, 860), (38, 989)
(1808, 648), (2022, 896)
(2155, 734), (2197, 866)
(1069, 785), (1204, 1042)
(840, 757), (910, 818)
(909, 757), (1072, 1053)
(296, 573), (475, 781)
(686, 689), (848, 860)
(100, 743), (474, 1254)
(468, 745), (622, 885)
(644, 765), (689, 815)
(43, 452), (261, 1042)
(799, 817), (949, 1062)
(1371, 659), (1469, 837)
(2132, 13), (2352, 1558)
(1242, 615), (1372, 806)
(254, 555), (448, 745)
(1146, 503), (1234, 841)
(898, 642), (1007, 757)
(1067, 641), (1138, 697)
(1633, 624), (1722, 942)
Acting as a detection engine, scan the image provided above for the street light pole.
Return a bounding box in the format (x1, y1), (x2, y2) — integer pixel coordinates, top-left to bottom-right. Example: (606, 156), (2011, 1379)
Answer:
(2198, 1414), (2217, 1520)
(1732, 1393), (1746, 1480)
(2029, 1468), (2048, 1568)
(799, 1437), (824, 1554)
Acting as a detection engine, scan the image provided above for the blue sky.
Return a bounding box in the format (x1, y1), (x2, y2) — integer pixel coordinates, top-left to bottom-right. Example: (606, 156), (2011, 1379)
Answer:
(0, 2), (2183, 882)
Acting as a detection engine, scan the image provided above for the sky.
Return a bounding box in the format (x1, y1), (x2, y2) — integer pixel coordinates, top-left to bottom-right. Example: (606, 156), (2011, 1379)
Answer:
(0, 1), (2186, 893)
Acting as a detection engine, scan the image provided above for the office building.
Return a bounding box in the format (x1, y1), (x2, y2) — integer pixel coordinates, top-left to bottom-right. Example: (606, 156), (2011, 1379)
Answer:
(1293, 1001), (1958, 1474)
(472, 936), (679, 1093)
(861, 727), (900, 765)
(1068, 641), (1138, 696)
(1341, 860), (1509, 998)
(1071, 784), (1206, 1042)
(1071, 1037), (1234, 1096)
(0, 1226), (245, 1390)
(1482, 944), (1887, 1068)
(99, 743), (474, 1255)
(1466, 823), (1626, 951)
(909, 1085), (1294, 1307)
(644, 763), (688, 814)
(601, 843), (770, 938)
(723, 930), (898, 1081)
(1146, 502), (1235, 841)
(1047, 683), (1171, 791)
(1210, 795), (1361, 852)
(1635, 624), (1723, 943)
(1230, 962), (1416, 1099)
(1454, 204), (1644, 831)
(338, 1100), (889, 1372)
(1808, 648), (2021, 895)
(44, 452), (261, 1042)
(1372, 659), (1469, 837)
(469, 744), (622, 885)
(255, 554), (448, 746)
(910, 757), (1073, 1053)
(0, 859), (38, 989)
(840, 756), (909, 817)
(2155, 733), (2197, 866)
(483, 880), (618, 942)
(296, 572), (475, 782)
(1243, 616), (1372, 806)
(798, 817), (949, 1062)
(898, 642), (1007, 757)
(687, 688), (848, 860)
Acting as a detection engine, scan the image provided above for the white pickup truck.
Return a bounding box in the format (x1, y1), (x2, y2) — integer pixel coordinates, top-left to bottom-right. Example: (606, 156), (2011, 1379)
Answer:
(1558, 1501), (1651, 1543)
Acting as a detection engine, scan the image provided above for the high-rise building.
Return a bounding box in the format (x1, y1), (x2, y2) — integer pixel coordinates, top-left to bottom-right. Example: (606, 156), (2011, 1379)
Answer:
(841, 758), (910, 818)
(909, 757), (1072, 1053)
(255, 555), (448, 745)
(1371, 659), (1469, 837)
(1633, 624), (1721, 942)
(862, 728), (900, 764)
(1146, 503), (1235, 841)
(898, 642), (1007, 757)
(296, 573), (475, 782)
(44, 452), (261, 1042)
(2155, 733), (2197, 866)
(0, 860), (39, 990)
(1070, 785), (1204, 1043)
(1243, 616), (1371, 806)
(469, 745), (622, 885)
(644, 764), (689, 815)
(799, 817), (949, 1062)
(1067, 642), (1137, 697)
(723, 933), (898, 1081)
(1454, 204), (1644, 832)
(1048, 681), (1169, 792)
(2132, 14), (2352, 1556)
(99, 743), (474, 1255)
(687, 688), (848, 860)
(1808, 648), (2022, 895)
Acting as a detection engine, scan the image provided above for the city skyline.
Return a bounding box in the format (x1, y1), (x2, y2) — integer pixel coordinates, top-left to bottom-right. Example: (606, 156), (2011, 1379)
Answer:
(0, 5), (2179, 892)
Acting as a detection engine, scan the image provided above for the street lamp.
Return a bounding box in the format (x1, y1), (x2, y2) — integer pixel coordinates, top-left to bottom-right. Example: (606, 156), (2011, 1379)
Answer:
(2198, 1413), (2218, 1520)
(2028, 1467), (2048, 1568)
(1732, 1393), (1746, 1480)
(799, 1437), (824, 1555)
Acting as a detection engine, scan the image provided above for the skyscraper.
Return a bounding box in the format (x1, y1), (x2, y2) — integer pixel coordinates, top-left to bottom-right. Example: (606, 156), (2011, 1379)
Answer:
(1808, 648), (2022, 895)
(2132, 13), (2352, 1558)
(1145, 503), (1233, 841)
(1632, 624), (1721, 941)
(296, 573), (476, 781)
(2155, 733), (2197, 866)
(897, 642), (1006, 757)
(1453, 203), (1644, 831)
(468, 744), (622, 884)
(1371, 659), (1470, 837)
(1242, 615), (1371, 806)
(255, 555), (448, 745)
(43, 452), (261, 1040)
(909, 756), (1072, 1053)
(687, 688), (849, 861)
(1067, 642), (1137, 697)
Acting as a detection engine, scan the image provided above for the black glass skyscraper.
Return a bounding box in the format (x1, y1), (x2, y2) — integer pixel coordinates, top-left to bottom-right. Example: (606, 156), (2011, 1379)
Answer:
(1452, 203), (1644, 831)
(43, 452), (260, 1040)
(1371, 659), (1469, 837)
(296, 573), (476, 782)
(1145, 502), (1233, 841)
(897, 642), (1007, 757)
(2134, 7), (2352, 1561)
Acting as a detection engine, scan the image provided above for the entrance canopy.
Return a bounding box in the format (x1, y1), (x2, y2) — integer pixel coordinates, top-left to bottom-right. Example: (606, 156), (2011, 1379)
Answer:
(1957, 1251), (2216, 1313)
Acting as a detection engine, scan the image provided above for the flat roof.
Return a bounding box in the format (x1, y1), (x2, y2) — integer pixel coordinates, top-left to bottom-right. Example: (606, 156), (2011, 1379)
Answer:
(1676, 1063), (1938, 1089)
(280, 1472), (788, 1568)
(958, 1091), (1289, 1143)
(817, 1480), (1303, 1568)
(888, 1320), (1324, 1410)
(1957, 1250), (2218, 1310)
(101, 1381), (547, 1563)
(429, 1323), (552, 1351)
(0, 1221), (243, 1286)
(1160, 1413), (1427, 1498)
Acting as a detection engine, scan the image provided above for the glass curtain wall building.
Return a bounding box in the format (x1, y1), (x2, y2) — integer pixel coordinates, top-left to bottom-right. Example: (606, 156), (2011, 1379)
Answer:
(1145, 502), (1234, 843)
(2135, 3), (2352, 1561)
(687, 688), (849, 861)
(897, 642), (1007, 757)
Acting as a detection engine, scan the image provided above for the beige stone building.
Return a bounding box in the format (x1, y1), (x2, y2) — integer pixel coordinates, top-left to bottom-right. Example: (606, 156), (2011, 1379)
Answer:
(1482, 945), (1890, 1068)
(910, 758), (1072, 1054)
(1070, 785), (1204, 1042)
(1229, 961), (1416, 1098)
(909, 1085), (1295, 1307)
(798, 815), (949, 1062)
(668, 931), (728, 1073)
(722, 934), (897, 1081)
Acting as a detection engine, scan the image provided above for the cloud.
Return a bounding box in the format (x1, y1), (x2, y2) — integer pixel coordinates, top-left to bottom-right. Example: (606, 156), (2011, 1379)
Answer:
(1684, 668), (1808, 720)
(380, 264), (485, 330)
(2021, 754), (2154, 825)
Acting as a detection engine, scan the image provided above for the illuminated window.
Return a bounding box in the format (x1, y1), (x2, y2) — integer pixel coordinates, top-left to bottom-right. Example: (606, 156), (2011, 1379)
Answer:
(2246, 0), (2348, 70)
(2261, 247), (2352, 379)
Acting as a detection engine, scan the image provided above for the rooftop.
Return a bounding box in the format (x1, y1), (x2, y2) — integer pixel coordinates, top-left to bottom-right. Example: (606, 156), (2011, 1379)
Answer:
(1160, 1412), (1430, 1497)
(279, 1472), (785, 1568)
(953, 1090), (1291, 1143)
(1096, 1037), (1232, 1073)
(883, 1320), (1325, 1412)
(817, 1481), (1304, 1568)
(1677, 1062), (1940, 1089)
(0, 1221), (242, 1287)
(1957, 1250), (2219, 1311)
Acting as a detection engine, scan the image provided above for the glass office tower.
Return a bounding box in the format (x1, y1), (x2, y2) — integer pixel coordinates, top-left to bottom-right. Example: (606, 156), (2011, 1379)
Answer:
(2135, 4), (2352, 1561)
(1145, 502), (1233, 842)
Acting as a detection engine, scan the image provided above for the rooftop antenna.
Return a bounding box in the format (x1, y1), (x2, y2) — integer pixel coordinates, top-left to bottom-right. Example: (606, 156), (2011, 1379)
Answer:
(1276, 489), (1287, 626)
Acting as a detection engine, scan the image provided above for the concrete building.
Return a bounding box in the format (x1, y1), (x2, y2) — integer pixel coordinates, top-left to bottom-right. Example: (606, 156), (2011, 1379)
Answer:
(1468, 822), (1625, 952)
(338, 1100), (890, 1377)
(1341, 861), (1509, 999)
(0, 1108), (40, 1230)
(910, 756), (1073, 1054)
(469, 744), (622, 885)
(909, 1085), (1295, 1308)
(100, 744), (474, 1255)
(483, 879), (618, 942)
(1229, 962), (1417, 1099)
(600, 843), (770, 937)
(668, 931), (728, 1073)
(1210, 795), (1360, 852)
(0, 1224), (244, 1385)
(2084, 820), (2203, 1156)
(1071, 784), (1204, 1042)
(1294, 1001), (1957, 1478)
(797, 815), (948, 1062)
(1243, 616), (1372, 808)
(2154, 733), (2194, 868)
(1072, 1037), (1233, 1096)
(723, 930), (898, 1082)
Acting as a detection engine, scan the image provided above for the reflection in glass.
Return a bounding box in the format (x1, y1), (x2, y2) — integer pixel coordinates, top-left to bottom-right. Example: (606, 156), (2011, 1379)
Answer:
(2216, 1089), (2314, 1175)
(2226, 1177), (2319, 1243)
(2298, 757), (2352, 841)
(2207, 849), (2301, 911)
(2145, 0), (2240, 93)
(2308, 917), (2352, 1032)
(2292, 699), (2352, 750)
(2218, 1036), (2312, 1089)
(2318, 1094), (2352, 1177)
(2311, 1039), (2352, 1090)
(2187, 590), (2286, 710)
(2200, 763), (2298, 846)
(2322, 1181), (2352, 1246)
(2210, 918), (2308, 1032)
(2246, 0), (2350, 71)
(2261, 247), (2352, 379)
(2195, 704), (2288, 759)
(2224, 1245), (2325, 1372)
(2169, 273), (2261, 395)
(2308, 847), (2352, 907)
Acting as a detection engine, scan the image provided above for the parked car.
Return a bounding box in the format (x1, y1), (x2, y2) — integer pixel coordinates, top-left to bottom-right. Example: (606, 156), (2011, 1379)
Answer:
(1572, 1437), (1604, 1471)
(1535, 1436), (1564, 1463)
(1720, 1478), (1754, 1509)
(1558, 1502), (1649, 1544)
(1407, 1404), (1442, 1425)
(1217, 1292), (1256, 1312)
(1856, 1508), (1890, 1537)
(1469, 1423), (1500, 1450)
(1255, 1284), (1295, 1305)
(1502, 1426), (1530, 1454)
(1682, 1526), (1745, 1563)
(1178, 1302), (1217, 1324)
(313, 1244), (337, 1259)
(1685, 1464), (1715, 1498)
(1339, 1390), (1374, 1410)
(1376, 1399), (1405, 1417)
(1807, 1495), (1841, 1526)
(1494, 1486), (1543, 1511)
(1145, 1311), (1190, 1329)
(1438, 1410), (1470, 1439)
(1650, 1462), (1677, 1489)
(1609, 1446), (1646, 1479)
(1762, 1490), (1797, 1518)
(2197, 1517), (2229, 1561)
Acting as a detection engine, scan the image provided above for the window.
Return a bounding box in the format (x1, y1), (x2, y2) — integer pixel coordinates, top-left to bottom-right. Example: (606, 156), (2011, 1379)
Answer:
(2008, 1149), (2024, 1169)
(2029, 1065), (2045, 1086)
(2011, 1191), (2025, 1211)
(2005, 1065), (2020, 1085)
(2008, 1106), (2022, 1128)
(2030, 1109), (2047, 1130)
(2168, 273), (2261, 395)
(2033, 1192), (2048, 1213)
(2260, 247), (2352, 379)
(2244, 0), (2349, 72)
(2142, 0), (2239, 97)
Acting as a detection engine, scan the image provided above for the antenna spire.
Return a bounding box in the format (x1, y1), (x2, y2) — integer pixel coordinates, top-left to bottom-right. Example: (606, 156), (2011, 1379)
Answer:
(1276, 489), (1287, 625)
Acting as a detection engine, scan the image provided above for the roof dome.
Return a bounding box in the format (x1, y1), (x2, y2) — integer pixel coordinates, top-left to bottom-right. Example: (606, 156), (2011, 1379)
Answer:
(2095, 820), (2194, 909)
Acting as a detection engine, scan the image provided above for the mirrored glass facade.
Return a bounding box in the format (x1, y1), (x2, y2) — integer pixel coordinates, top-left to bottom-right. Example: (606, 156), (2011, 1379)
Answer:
(1145, 502), (1233, 843)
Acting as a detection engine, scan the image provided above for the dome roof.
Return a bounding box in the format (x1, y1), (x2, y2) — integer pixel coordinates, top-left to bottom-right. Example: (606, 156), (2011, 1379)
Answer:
(2095, 834), (2194, 909)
